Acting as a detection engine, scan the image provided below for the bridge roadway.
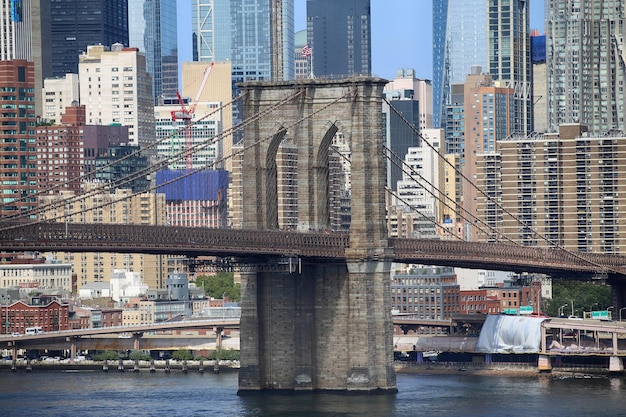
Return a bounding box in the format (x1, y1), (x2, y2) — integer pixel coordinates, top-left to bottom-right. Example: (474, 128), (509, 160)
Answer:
(2, 222), (626, 278)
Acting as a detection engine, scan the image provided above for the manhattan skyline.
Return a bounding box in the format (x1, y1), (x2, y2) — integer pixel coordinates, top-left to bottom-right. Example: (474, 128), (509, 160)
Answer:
(177, 0), (545, 82)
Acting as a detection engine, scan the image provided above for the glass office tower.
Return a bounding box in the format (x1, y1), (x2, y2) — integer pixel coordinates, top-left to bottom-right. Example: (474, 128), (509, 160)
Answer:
(306, 0), (371, 78)
(192, 0), (294, 82)
(50, 0), (128, 77)
(432, 0), (488, 129)
(129, 0), (178, 102)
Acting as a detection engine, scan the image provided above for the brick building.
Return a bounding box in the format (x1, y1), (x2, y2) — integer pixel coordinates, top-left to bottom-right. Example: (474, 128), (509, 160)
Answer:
(0, 300), (69, 334)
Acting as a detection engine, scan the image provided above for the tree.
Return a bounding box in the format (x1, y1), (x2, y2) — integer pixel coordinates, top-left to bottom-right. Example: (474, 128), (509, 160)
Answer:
(93, 350), (120, 361)
(129, 350), (151, 361)
(172, 349), (192, 361)
(543, 280), (611, 317)
(195, 272), (241, 302)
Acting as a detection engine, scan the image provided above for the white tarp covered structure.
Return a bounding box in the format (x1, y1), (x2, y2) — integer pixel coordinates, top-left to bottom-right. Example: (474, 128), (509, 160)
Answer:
(477, 314), (547, 353)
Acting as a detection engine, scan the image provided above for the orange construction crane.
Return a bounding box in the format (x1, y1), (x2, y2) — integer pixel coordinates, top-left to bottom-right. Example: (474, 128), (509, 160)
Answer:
(171, 62), (214, 169)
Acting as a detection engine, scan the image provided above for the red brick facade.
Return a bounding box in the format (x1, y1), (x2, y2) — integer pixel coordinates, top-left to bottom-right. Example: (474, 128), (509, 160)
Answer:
(0, 300), (69, 334)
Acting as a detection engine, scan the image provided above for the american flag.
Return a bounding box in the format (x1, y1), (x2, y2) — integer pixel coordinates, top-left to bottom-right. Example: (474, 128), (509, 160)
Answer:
(301, 44), (312, 58)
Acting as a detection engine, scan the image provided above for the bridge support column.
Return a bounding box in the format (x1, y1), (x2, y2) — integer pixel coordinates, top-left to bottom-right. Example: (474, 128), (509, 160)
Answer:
(238, 260), (396, 393)
(67, 337), (76, 361)
(344, 260), (396, 392)
(537, 355), (552, 372)
(132, 333), (142, 351)
(609, 356), (624, 374)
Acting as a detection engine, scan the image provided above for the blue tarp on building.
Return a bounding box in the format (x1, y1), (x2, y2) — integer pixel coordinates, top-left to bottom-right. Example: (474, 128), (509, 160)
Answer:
(155, 169), (228, 202)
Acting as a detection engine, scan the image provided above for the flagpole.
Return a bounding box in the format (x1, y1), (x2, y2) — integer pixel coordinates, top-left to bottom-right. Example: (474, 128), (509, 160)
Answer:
(302, 44), (314, 79)
(308, 54), (314, 79)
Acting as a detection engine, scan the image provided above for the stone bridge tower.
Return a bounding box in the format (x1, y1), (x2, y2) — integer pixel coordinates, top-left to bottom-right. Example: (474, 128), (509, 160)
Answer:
(238, 77), (396, 392)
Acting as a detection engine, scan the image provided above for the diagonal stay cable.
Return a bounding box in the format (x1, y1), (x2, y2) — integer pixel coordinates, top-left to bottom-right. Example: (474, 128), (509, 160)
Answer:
(383, 144), (516, 243)
(3, 89), (304, 226)
(0, 93), (243, 216)
(0, 85), (357, 231)
(384, 98), (617, 274)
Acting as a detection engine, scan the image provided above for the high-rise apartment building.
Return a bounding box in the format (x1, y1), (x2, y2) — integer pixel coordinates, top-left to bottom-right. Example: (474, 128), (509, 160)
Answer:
(36, 104), (85, 196)
(50, 0), (128, 77)
(306, 0), (371, 78)
(443, 83), (465, 155)
(531, 32), (547, 133)
(488, 0), (531, 135)
(462, 66), (514, 241)
(479, 124), (626, 254)
(78, 44), (155, 154)
(432, 0), (487, 128)
(546, 0), (625, 135)
(95, 145), (149, 193)
(0, 0), (52, 117)
(433, 0), (531, 135)
(128, 0), (178, 102)
(42, 74), (80, 124)
(40, 184), (168, 289)
(0, 60), (37, 219)
(389, 129), (444, 240)
(154, 99), (222, 170)
(192, 0), (294, 82)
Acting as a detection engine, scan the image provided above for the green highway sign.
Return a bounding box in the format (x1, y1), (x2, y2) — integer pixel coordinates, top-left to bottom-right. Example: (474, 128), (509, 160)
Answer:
(591, 310), (610, 320)
(504, 308), (518, 315)
(520, 306), (533, 315)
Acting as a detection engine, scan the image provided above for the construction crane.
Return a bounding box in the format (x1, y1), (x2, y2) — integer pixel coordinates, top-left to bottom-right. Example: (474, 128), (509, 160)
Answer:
(171, 62), (214, 169)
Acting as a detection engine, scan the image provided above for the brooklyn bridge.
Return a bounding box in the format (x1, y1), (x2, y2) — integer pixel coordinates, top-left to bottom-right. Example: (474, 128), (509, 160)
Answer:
(2, 77), (626, 393)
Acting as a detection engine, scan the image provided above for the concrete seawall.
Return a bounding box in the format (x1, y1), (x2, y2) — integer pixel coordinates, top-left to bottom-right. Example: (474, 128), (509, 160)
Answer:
(0, 359), (240, 372)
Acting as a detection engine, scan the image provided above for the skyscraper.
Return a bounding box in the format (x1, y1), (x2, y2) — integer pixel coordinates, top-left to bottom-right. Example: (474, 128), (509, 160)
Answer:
(78, 44), (154, 154)
(433, 0), (531, 135)
(50, 0), (129, 77)
(0, 0), (52, 117)
(128, 0), (178, 102)
(432, 0), (488, 128)
(488, 0), (531, 135)
(192, 0), (294, 82)
(546, 0), (625, 135)
(0, 60), (37, 219)
(306, 0), (371, 78)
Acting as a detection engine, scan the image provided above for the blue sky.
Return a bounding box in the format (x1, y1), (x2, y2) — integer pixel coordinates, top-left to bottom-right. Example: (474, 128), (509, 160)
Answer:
(177, 0), (544, 82)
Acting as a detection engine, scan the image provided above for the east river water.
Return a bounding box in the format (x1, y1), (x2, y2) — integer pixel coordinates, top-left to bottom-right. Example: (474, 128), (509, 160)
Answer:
(1, 369), (626, 416)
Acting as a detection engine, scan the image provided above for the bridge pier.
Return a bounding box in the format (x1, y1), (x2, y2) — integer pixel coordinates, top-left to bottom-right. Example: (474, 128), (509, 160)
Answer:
(610, 356), (624, 374)
(238, 77), (395, 393)
(537, 355), (552, 372)
(132, 332), (142, 351)
(239, 260), (396, 393)
(67, 336), (77, 361)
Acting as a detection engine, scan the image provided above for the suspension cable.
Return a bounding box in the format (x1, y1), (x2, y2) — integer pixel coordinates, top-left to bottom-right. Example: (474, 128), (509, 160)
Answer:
(0, 86), (356, 231)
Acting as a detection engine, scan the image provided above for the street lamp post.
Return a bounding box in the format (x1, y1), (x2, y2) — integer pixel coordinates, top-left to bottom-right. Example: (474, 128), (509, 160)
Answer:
(558, 304), (567, 317)
(619, 307), (626, 322)
(608, 306), (615, 320)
